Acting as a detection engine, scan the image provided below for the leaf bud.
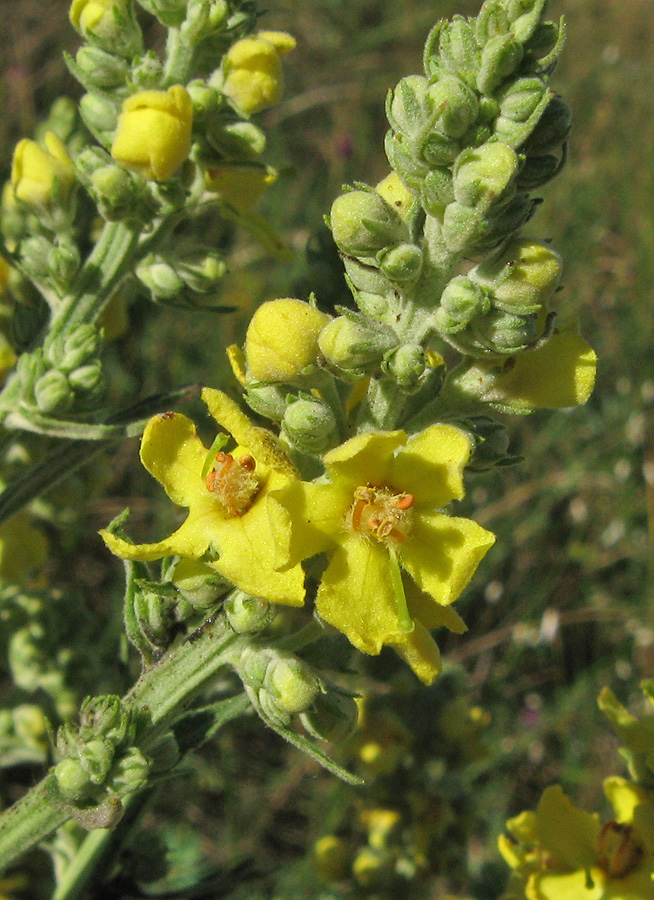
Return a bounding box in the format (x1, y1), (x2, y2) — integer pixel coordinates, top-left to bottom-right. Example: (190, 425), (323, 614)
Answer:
(435, 275), (491, 333)
(476, 33), (524, 96)
(330, 189), (409, 258)
(263, 653), (320, 715)
(244, 298), (330, 384)
(383, 343), (426, 391)
(11, 133), (76, 210)
(282, 396), (337, 454)
(452, 141), (519, 209)
(223, 590), (274, 634)
(301, 691), (359, 743)
(33, 369), (73, 413)
(111, 86), (193, 182)
(54, 757), (96, 801)
(427, 74), (479, 139)
(171, 558), (229, 611)
(470, 237), (563, 312)
(378, 241), (423, 283)
(319, 314), (398, 371)
(74, 46), (130, 90)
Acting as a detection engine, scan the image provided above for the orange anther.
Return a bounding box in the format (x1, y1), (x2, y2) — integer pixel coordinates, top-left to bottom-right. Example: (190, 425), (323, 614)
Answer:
(239, 454), (256, 472)
(395, 493), (414, 510)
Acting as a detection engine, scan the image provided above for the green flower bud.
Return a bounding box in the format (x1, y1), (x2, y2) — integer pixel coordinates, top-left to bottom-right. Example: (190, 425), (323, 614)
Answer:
(185, 0), (229, 41)
(89, 160), (155, 222)
(238, 646), (275, 689)
(353, 848), (386, 887)
(282, 397), (337, 454)
(78, 695), (132, 746)
(516, 152), (562, 190)
(508, 0), (549, 44)
(301, 691), (359, 743)
(108, 746), (150, 794)
(49, 241), (81, 288)
(133, 581), (175, 648)
(342, 257), (391, 296)
(207, 120), (267, 157)
(79, 738), (114, 783)
(387, 75), (431, 139)
(224, 590), (273, 634)
(176, 251), (227, 293)
(475, 1), (510, 46)
(58, 324), (102, 372)
(464, 415), (511, 471)
(171, 558), (229, 611)
(330, 190), (409, 258)
(441, 201), (485, 253)
(33, 369), (73, 413)
(421, 167), (454, 215)
(69, 0), (143, 57)
(426, 16), (479, 85)
(475, 309), (540, 353)
(355, 291), (392, 322)
(129, 51), (164, 91)
(470, 237), (563, 312)
(135, 0), (186, 27)
(136, 256), (184, 300)
(263, 653), (319, 715)
(245, 383), (288, 421)
(435, 276), (491, 332)
(75, 46), (130, 90)
(452, 141), (519, 209)
(79, 92), (119, 141)
(427, 74), (479, 139)
(480, 191), (536, 251)
(54, 757), (95, 801)
(18, 236), (53, 281)
(419, 130), (460, 167)
(378, 241), (423, 283)
(383, 343), (426, 391)
(523, 95), (572, 154)
(318, 315), (398, 371)
(68, 361), (104, 395)
(494, 77), (551, 148)
(384, 129), (430, 192)
(477, 33), (524, 95)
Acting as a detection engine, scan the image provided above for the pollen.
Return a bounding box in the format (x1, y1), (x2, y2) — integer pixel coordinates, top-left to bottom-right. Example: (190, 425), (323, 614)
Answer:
(205, 451), (260, 517)
(346, 486), (415, 546)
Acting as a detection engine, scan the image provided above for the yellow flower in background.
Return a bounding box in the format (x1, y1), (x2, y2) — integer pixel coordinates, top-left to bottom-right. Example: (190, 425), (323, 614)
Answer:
(205, 163), (277, 213)
(0, 333), (16, 385)
(244, 298), (330, 383)
(269, 426), (494, 683)
(222, 31), (296, 114)
(499, 780), (654, 900)
(0, 513), (48, 584)
(101, 388), (305, 607)
(111, 86), (193, 181)
(11, 132), (75, 208)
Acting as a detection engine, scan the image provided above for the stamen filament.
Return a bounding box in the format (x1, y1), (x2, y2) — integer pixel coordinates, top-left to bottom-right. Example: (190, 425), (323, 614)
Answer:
(201, 432), (230, 479)
(388, 547), (414, 634)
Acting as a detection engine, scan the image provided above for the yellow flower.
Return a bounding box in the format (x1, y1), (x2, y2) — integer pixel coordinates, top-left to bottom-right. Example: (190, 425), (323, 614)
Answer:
(598, 684), (654, 778)
(111, 86), (193, 181)
(244, 298), (330, 384)
(100, 388), (305, 606)
(0, 513), (49, 584)
(70, 0), (123, 38)
(11, 132), (75, 208)
(205, 163), (277, 213)
(269, 427), (495, 683)
(0, 333), (16, 385)
(222, 31), (296, 114)
(499, 780), (654, 900)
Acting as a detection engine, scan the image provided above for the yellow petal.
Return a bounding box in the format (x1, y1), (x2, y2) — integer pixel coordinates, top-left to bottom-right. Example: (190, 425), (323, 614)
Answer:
(527, 868), (606, 900)
(323, 430), (406, 487)
(100, 512), (212, 561)
(604, 777), (654, 854)
(506, 809), (538, 845)
(139, 413), (207, 508)
(315, 536), (408, 655)
(389, 423), (472, 507)
(386, 620), (442, 685)
(202, 387), (297, 477)
(400, 513), (495, 605)
(534, 785), (600, 870)
(268, 480), (349, 569)
(405, 581), (468, 632)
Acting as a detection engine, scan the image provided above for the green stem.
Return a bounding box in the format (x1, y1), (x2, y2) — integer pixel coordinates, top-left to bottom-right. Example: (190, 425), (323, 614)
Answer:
(162, 26), (196, 87)
(0, 779), (68, 872)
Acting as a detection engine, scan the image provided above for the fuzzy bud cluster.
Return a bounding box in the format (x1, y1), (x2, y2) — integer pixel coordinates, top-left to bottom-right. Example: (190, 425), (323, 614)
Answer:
(136, 248), (227, 308)
(236, 645), (320, 728)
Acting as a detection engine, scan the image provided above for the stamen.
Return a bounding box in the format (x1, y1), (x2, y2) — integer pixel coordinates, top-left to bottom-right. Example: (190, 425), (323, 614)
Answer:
(395, 493), (414, 510)
(201, 432), (230, 479)
(389, 547), (414, 633)
(347, 485), (415, 546)
(205, 450), (260, 517)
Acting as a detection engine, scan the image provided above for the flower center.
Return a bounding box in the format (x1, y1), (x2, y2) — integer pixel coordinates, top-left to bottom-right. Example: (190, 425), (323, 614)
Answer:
(205, 451), (260, 517)
(347, 486), (415, 546)
(597, 821), (642, 878)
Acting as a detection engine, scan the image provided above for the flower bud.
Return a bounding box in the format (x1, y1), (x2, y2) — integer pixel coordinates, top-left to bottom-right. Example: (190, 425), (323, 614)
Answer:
(516, 152), (562, 190)
(54, 757), (95, 801)
(313, 836), (350, 883)
(282, 397), (337, 453)
(222, 31), (296, 114)
(523, 95), (572, 154)
(111, 86), (193, 182)
(470, 238), (563, 312)
(301, 691), (359, 743)
(207, 119), (267, 157)
(79, 92), (119, 138)
(58, 324), (102, 373)
(34, 369), (73, 413)
(330, 190), (408, 258)
(79, 738), (114, 783)
(476, 33), (524, 95)
(49, 241), (81, 288)
(374, 171), (415, 219)
(171, 558), (229, 611)
(69, 0), (142, 56)
(205, 163), (276, 212)
(136, 256), (184, 299)
(68, 361), (104, 396)
(452, 141), (518, 209)
(463, 415), (511, 471)
(383, 343), (426, 391)
(244, 298), (330, 384)
(263, 653), (319, 715)
(342, 257), (391, 296)
(224, 590), (274, 633)
(427, 74), (479, 139)
(133, 581), (175, 648)
(245, 383), (288, 421)
(75, 46), (130, 90)
(176, 251), (227, 293)
(435, 275), (491, 332)
(11, 132), (75, 209)
(387, 75), (430, 140)
(378, 241), (423, 283)
(129, 50), (164, 90)
(109, 746), (150, 794)
(319, 314), (398, 371)
(429, 16), (479, 83)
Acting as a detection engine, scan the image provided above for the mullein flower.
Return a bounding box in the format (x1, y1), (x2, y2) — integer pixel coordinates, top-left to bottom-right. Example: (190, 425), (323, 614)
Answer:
(244, 298), (330, 384)
(101, 388), (305, 606)
(221, 31), (296, 115)
(499, 779), (654, 900)
(110, 86), (193, 181)
(269, 426), (494, 683)
(205, 163), (277, 213)
(11, 132), (75, 208)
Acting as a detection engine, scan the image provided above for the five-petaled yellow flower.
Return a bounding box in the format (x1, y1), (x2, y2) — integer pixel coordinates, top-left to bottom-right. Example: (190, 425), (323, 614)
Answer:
(268, 426), (495, 683)
(499, 779), (654, 900)
(101, 388), (305, 607)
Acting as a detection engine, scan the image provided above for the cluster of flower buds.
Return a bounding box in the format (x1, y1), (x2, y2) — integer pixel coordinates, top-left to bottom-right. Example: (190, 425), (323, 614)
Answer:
(234, 644), (321, 729)
(53, 695), (150, 822)
(135, 247), (227, 309)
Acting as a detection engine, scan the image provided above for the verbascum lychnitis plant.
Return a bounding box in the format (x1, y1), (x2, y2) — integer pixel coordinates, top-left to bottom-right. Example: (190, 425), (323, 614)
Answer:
(0, 0), (603, 897)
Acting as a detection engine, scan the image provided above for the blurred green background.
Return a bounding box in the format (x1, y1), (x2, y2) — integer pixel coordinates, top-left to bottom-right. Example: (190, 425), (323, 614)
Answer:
(1, 1), (654, 897)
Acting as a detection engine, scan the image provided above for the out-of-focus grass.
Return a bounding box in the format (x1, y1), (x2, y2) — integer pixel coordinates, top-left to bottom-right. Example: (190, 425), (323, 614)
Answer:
(1, 0), (654, 896)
